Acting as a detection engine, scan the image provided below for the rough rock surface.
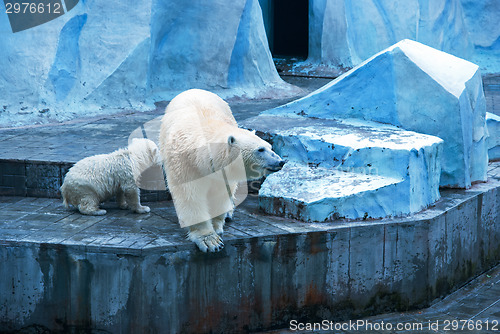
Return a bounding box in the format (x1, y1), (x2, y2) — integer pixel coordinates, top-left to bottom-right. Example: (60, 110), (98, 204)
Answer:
(0, 0), (293, 127)
(243, 115), (443, 221)
(281, 0), (498, 74)
(259, 162), (405, 221)
(460, 0), (500, 74)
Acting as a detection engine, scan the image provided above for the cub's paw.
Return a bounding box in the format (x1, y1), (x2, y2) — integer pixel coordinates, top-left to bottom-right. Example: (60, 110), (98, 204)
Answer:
(189, 231), (224, 253)
(134, 205), (150, 214)
(81, 209), (107, 216)
(119, 203), (129, 210)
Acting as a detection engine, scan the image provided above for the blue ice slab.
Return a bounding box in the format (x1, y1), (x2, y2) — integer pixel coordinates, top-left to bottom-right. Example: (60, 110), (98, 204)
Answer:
(242, 115), (443, 221)
(259, 162), (406, 221)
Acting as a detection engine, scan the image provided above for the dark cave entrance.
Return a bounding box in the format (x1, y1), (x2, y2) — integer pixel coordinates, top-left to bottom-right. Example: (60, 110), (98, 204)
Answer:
(261, 0), (309, 59)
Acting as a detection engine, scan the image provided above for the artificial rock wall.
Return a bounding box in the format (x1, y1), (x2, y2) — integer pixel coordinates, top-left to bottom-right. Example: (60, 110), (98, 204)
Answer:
(307, 0), (472, 69)
(275, 0), (499, 75)
(1, 0), (499, 127)
(0, 0), (291, 127)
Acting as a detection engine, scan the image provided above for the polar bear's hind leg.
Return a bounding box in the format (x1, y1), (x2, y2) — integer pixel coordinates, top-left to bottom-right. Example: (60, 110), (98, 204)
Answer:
(116, 188), (128, 210)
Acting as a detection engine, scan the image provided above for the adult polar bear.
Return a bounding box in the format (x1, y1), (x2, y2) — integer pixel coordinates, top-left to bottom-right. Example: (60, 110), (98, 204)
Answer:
(159, 89), (284, 252)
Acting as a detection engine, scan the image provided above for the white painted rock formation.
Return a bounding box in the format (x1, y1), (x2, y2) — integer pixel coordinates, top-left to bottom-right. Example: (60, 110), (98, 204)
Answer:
(264, 40), (488, 189)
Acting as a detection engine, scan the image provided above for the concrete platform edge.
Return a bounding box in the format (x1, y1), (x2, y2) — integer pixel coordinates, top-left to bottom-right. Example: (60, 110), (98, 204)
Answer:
(0, 167), (499, 333)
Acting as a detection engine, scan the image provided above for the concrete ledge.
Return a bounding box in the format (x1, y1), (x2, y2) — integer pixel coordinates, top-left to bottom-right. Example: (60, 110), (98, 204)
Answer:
(0, 163), (499, 333)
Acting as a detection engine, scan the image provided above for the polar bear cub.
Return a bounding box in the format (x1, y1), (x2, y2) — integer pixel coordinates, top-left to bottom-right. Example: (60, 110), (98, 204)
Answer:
(60, 138), (162, 215)
(159, 89), (284, 252)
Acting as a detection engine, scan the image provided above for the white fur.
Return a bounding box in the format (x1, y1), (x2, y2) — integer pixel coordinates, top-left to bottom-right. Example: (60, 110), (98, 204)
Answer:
(60, 138), (161, 215)
(159, 89), (283, 252)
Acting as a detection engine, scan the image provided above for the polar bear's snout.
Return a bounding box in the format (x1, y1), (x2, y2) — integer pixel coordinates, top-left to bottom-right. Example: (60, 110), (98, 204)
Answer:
(267, 158), (285, 172)
(259, 148), (285, 172)
(277, 159), (286, 169)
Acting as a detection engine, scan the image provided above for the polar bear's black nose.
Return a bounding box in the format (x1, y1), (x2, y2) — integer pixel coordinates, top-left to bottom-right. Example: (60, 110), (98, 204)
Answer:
(279, 160), (286, 168)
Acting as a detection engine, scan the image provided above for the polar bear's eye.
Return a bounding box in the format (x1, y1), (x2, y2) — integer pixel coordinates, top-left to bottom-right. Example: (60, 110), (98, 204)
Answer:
(257, 147), (265, 153)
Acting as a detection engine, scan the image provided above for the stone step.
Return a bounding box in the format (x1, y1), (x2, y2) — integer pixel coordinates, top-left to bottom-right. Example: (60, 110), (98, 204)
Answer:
(242, 115), (443, 220)
(259, 162), (406, 221)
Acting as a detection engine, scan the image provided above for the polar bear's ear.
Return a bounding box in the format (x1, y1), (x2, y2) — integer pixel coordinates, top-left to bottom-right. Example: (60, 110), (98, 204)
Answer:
(251, 130), (256, 135)
(228, 135), (236, 146)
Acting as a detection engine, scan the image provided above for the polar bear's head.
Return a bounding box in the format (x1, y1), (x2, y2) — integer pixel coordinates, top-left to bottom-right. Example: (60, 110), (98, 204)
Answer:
(227, 129), (285, 181)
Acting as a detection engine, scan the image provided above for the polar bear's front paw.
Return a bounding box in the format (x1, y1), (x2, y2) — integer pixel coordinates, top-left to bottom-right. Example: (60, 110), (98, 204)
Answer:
(189, 231), (224, 253)
(212, 219), (225, 235)
(200, 233), (224, 252)
(134, 205), (150, 214)
(214, 225), (224, 235)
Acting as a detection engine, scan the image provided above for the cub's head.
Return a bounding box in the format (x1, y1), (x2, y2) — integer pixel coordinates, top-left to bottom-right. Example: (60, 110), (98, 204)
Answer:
(227, 129), (285, 181)
(128, 138), (165, 189)
(128, 138), (162, 167)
